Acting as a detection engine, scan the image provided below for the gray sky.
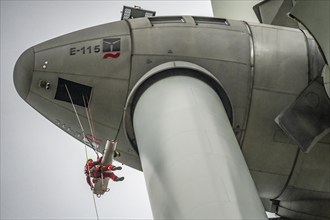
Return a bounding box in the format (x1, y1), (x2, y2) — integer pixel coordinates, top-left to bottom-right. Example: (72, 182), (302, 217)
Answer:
(1, 1), (214, 219)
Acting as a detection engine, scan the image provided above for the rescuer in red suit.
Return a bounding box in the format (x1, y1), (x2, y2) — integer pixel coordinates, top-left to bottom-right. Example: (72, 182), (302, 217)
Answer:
(85, 157), (124, 189)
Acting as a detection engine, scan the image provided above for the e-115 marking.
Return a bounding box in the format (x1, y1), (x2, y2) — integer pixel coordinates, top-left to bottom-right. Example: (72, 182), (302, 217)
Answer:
(70, 45), (101, 55)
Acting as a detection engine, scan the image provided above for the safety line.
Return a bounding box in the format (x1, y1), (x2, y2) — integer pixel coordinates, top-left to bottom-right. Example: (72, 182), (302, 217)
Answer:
(85, 143), (100, 220)
(84, 142), (89, 160)
(64, 84), (100, 220)
(64, 84), (84, 133)
(82, 95), (100, 159)
(87, 96), (97, 143)
(91, 192), (100, 220)
(86, 137), (100, 159)
(82, 95), (95, 141)
(65, 84), (99, 158)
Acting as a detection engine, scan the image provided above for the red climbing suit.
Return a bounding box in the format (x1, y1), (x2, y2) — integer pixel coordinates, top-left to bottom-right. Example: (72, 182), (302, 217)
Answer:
(85, 157), (120, 188)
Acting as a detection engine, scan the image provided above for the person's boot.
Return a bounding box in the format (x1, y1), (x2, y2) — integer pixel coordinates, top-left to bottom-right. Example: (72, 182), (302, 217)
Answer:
(114, 176), (124, 182)
(112, 166), (122, 171)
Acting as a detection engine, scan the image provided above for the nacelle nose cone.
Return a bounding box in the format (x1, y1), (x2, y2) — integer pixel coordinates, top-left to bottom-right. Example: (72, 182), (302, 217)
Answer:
(13, 47), (34, 100)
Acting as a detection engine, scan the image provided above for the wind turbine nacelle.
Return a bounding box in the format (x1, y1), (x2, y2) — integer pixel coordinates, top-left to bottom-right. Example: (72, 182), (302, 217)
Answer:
(14, 16), (326, 170)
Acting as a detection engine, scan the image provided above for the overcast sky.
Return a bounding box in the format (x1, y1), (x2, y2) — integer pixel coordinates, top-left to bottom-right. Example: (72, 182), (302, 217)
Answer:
(1, 1), (216, 219)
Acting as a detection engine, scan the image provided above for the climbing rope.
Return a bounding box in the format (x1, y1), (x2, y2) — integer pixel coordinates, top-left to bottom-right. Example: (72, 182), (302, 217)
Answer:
(82, 94), (100, 159)
(65, 84), (100, 220)
(82, 95), (96, 142)
(81, 94), (106, 194)
(85, 143), (100, 220)
(64, 85), (84, 133)
(91, 191), (100, 219)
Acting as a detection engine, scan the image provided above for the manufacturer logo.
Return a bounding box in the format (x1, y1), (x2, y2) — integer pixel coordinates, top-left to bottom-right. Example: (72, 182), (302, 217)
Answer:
(102, 38), (121, 59)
